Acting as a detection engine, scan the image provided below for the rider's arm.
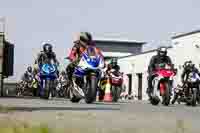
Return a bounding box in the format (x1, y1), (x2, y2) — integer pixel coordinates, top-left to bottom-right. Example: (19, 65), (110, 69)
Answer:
(148, 56), (156, 74)
(52, 52), (59, 65)
(35, 52), (43, 65)
(194, 68), (200, 77)
(68, 44), (79, 62)
(181, 69), (186, 83)
(34, 53), (40, 64)
(166, 56), (172, 64)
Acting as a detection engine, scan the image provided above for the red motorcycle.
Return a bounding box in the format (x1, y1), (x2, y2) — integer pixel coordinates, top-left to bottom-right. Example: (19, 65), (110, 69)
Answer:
(109, 70), (123, 102)
(150, 63), (177, 106)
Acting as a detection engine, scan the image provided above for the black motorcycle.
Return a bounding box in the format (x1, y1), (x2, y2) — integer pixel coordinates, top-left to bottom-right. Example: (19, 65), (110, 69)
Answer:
(172, 72), (200, 106)
(56, 79), (69, 98)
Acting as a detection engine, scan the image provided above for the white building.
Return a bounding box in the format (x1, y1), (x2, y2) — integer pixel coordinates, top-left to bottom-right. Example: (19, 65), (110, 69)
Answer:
(119, 30), (200, 100)
(94, 38), (145, 63)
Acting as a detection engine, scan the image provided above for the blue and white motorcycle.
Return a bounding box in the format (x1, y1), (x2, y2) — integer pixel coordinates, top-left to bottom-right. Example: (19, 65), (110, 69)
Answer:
(69, 47), (104, 104)
(39, 62), (58, 99)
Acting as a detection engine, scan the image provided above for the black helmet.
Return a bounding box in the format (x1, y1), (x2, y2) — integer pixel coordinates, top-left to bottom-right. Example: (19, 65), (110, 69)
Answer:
(157, 47), (167, 56)
(43, 43), (53, 53)
(27, 66), (32, 73)
(187, 60), (194, 68)
(184, 60), (194, 71)
(183, 61), (189, 68)
(79, 32), (92, 43)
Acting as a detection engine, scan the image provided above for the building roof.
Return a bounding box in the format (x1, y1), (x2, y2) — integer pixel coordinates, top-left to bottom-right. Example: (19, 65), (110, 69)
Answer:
(94, 38), (146, 45)
(118, 46), (172, 59)
(172, 30), (200, 39)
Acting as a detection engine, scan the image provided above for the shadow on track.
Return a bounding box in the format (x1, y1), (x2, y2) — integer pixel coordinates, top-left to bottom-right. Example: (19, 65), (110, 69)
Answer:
(5, 106), (120, 112)
(93, 102), (121, 106)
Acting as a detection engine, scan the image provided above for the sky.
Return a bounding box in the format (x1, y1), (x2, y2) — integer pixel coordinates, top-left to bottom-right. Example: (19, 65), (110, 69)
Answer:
(0, 0), (200, 81)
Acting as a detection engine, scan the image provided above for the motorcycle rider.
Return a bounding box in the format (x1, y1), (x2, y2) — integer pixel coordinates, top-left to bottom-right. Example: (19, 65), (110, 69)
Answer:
(147, 47), (173, 98)
(19, 66), (35, 94)
(106, 58), (120, 75)
(181, 61), (200, 85)
(21, 66), (34, 83)
(34, 43), (59, 75)
(66, 32), (103, 81)
(181, 61), (200, 103)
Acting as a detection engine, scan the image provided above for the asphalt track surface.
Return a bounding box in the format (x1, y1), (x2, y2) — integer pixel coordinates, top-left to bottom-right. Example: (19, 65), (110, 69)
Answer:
(0, 97), (199, 133)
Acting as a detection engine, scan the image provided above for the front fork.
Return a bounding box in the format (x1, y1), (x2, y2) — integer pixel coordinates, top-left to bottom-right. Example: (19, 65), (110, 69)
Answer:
(152, 78), (172, 97)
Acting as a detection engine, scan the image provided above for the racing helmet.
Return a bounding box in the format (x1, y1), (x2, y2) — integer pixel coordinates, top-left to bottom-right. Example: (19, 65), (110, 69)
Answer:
(27, 66), (32, 73)
(43, 43), (53, 54)
(157, 47), (167, 56)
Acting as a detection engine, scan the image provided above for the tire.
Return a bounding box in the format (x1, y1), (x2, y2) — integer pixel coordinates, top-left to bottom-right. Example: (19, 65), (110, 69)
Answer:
(192, 88), (197, 107)
(85, 75), (97, 104)
(69, 88), (81, 103)
(162, 82), (171, 106)
(33, 86), (39, 97)
(150, 96), (160, 105)
(16, 86), (22, 97)
(58, 89), (65, 98)
(171, 93), (178, 104)
(112, 86), (121, 102)
(99, 88), (105, 101)
(43, 79), (51, 99)
(150, 83), (160, 105)
(65, 87), (71, 99)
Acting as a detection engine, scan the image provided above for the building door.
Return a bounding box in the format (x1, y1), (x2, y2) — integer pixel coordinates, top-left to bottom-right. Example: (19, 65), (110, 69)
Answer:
(127, 74), (132, 95)
(137, 73), (142, 100)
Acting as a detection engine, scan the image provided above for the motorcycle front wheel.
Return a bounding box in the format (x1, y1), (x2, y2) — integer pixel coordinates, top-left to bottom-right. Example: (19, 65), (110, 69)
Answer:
(191, 88), (197, 107)
(171, 92), (178, 104)
(111, 85), (121, 102)
(42, 79), (53, 99)
(161, 82), (171, 106)
(85, 75), (97, 104)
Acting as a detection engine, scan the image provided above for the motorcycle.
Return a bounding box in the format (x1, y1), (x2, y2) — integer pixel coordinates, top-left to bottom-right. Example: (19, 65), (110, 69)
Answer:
(150, 63), (176, 106)
(69, 46), (104, 104)
(39, 62), (58, 99)
(173, 72), (200, 106)
(16, 76), (38, 97)
(108, 70), (123, 102)
(16, 81), (27, 96)
(171, 84), (184, 104)
(56, 78), (69, 98)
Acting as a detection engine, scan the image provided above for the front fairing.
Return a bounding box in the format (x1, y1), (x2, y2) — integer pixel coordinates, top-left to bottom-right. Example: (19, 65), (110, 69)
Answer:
(187, 72), (200, 83)
(39, 63), (58, 79)
(74, 52), (104, 77)
(80, 53), (104, 70)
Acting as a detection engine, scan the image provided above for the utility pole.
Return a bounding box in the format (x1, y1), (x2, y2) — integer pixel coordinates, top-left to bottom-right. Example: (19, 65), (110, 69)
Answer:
(0, 17), (5, 96)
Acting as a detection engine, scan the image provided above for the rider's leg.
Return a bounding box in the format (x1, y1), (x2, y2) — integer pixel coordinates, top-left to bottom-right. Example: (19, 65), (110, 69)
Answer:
(147, 75), (153, 95)
(66, 62), (75, 81)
